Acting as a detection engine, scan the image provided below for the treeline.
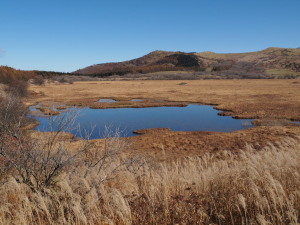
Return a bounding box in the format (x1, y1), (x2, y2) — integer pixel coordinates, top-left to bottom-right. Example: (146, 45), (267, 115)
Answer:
(156, 53), (203, 68)
(89, 65), (205, 78)
(35, 70), (81, 78)
(88, 66), (203, 78)
(0, 67), (95, 92)
(0, 66), (35, 82)
(0, 66), (35, 96)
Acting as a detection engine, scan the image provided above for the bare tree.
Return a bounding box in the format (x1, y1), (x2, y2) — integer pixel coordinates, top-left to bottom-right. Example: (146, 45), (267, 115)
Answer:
(0, 96), (91, 189)
(0, 94), (142, 191)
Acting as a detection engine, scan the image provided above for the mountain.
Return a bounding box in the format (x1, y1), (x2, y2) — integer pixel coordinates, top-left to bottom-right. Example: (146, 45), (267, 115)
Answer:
(75, 51), (204, 75)
(75, 47), (300, 79)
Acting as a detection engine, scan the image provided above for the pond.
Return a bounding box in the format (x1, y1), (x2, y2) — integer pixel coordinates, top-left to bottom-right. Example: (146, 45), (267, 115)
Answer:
(30, 104), (253, 139)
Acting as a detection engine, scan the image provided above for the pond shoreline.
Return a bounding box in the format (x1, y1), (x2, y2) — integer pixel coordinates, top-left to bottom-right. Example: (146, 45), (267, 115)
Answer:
(26, 98), (300, 140)
(28, 103), (254, 139)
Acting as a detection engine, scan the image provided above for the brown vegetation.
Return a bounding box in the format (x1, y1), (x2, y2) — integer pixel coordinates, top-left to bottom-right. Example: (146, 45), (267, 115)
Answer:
(26, 79), (300, 164)
(0, 66), (100, 93)
(0, 66), (33, 96)
(27, 80), (300, 121)
(74, 100), (188, 110)
(124, 126), (300, 161)
(0, 135), (299, 224)
(75, 47), (300, 79)
(1, 78), (300, 224)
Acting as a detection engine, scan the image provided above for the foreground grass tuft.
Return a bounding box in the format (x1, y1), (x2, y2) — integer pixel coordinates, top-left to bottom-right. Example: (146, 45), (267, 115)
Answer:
(0, 137), (299, 224)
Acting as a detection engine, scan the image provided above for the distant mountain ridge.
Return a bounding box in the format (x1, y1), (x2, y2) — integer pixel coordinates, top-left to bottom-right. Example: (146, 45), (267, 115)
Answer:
(75, 47), (300, 79)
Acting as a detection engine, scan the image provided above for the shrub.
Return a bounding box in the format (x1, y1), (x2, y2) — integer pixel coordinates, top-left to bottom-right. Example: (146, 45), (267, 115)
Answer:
(32, 75), (45, 86)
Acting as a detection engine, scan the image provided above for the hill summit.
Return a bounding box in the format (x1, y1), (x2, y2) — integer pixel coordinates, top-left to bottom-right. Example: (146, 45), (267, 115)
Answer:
(75, 47), (300, 79)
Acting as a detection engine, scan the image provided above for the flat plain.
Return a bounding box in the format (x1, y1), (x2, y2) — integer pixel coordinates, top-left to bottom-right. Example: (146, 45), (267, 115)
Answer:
(27, 79), (300, 160)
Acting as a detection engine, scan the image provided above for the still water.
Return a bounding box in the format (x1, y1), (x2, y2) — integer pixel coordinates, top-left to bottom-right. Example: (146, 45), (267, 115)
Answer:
(31, 104), (253, 139)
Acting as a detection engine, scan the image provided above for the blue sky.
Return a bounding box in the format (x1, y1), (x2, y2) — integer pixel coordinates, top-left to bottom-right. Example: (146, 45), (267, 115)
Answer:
(0, 0), (299, 72)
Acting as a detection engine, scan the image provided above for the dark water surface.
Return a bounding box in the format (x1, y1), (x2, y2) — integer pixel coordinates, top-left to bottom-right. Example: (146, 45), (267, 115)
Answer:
(31, 104), (253, 139)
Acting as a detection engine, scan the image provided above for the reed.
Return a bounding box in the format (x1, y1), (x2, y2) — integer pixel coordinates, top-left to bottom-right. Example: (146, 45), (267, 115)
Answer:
(0, 137), (299, 224)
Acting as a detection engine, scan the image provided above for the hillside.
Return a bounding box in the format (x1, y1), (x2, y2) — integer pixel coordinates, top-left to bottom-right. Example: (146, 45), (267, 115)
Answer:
(75, 51), (205, 76)
(75, 47), (300, 79)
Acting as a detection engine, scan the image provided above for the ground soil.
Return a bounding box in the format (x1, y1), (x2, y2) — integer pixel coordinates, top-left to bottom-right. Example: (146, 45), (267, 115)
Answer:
(26, 80), (300, 160)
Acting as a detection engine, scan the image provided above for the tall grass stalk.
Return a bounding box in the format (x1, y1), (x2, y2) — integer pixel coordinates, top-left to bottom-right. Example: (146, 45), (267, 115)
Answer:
(0, 137), (299, 224)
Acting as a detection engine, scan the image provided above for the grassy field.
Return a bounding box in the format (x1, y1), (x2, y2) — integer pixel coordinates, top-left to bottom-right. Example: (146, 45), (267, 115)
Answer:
(1, 139), (299, 224)
(0, 79), (299, 224)
(28, 79), (300, 120)
(26, 79), (300, 160)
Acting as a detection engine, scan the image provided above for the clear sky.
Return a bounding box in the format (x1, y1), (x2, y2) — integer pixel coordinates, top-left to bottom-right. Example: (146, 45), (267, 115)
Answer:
(0, 0), (299, 72)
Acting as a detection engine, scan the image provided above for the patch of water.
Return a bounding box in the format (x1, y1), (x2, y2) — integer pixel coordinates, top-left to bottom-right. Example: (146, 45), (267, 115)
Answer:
(292, 121), (300, 126)
(29, 104), (40, 111)
(131, 99), (144, 102)
(31, 104), (253, 139)
(97, 99), (116, 103)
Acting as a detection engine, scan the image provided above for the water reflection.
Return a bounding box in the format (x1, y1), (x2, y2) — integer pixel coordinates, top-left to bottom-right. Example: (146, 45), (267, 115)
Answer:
(31, 104), (253, 139)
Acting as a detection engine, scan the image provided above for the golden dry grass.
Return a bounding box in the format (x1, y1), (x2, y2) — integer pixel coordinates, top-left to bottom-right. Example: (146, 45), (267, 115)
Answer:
(27, 80), (300, 120)
(1, 138), (299, 224)
(30, 125), (300, 162)
(26, 80), (300, 160)
(123, 126), (300, 161)
(3, 80), (300, 224)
